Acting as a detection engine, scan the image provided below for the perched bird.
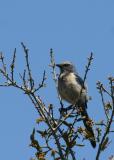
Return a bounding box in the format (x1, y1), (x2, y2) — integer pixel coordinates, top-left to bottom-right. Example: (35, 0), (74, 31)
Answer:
(56, 61), (96, 148)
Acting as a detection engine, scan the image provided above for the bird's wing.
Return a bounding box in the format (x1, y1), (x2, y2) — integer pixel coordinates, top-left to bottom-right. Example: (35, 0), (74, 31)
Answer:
(75, 74), (86, 89)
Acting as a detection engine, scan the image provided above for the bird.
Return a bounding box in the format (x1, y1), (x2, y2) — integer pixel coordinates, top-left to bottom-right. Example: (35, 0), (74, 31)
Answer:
(56, 61), (96, 148)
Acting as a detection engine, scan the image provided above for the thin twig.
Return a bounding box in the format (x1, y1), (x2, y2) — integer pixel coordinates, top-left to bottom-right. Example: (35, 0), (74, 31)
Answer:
(31, 93), (65, 160)
(21, 42), (34, 90)
(34, 70), (46, 93)
(10, 48), (16, 82)
(50, 48), (63, 108)
(0, 53), (7, 74)
(97, 81), (109, 120)
(79, 52), (93, 99)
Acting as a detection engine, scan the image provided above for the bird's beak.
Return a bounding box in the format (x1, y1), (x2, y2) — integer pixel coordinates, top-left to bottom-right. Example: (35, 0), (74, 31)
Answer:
(56, 64), (62, 68)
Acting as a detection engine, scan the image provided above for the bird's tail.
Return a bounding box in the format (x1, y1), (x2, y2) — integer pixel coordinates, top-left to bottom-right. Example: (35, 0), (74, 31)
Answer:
(80, 105), (96, 148)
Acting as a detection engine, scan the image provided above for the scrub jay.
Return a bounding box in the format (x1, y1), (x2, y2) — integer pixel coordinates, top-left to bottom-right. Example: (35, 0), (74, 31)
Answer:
(56, 61), (96, 148)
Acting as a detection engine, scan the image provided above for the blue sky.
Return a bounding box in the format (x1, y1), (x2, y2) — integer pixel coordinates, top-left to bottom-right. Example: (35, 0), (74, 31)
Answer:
(0, 0), (114, 160)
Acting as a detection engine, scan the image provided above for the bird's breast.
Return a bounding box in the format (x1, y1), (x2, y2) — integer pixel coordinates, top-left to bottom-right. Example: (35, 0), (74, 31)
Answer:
(58, 73), (86, 104)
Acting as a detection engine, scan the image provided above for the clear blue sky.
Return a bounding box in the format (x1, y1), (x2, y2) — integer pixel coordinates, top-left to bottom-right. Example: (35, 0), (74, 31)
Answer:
(0, 1), (114, 160)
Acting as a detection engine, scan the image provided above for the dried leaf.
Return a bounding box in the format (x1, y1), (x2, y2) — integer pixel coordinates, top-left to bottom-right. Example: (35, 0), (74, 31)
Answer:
(36, 117), (45, 124)
(51, 149), (57, 156)
(76, 144), (85, 147)
(37, 130), (47, 138)
(101, 137), (109, 151)
(36, 152), (45, 160)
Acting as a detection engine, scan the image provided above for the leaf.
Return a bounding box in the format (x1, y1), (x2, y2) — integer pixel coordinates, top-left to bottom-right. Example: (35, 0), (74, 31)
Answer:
(51, 149), (57, 156)
(76, 144), (85, 147)
(37, 130), (47, 138)
(36, 117), (45, 124)
(69, 140), (76, 148)
(101, 137), (109, 151)
(30, 128), (42, 151)
(30, 128), (35, 141)
(36, 152), (45, 160)
(96, 127), (102, 142)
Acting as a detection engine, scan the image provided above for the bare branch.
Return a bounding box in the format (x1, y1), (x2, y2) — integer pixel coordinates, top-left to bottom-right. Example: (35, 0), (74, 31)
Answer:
(21, 42), (34, 90)
(10, 48), (16, 82)
(1, 45), (114, 160)
(0, 52), (7, 74)
(96, 81), (110, 120)
(96, 77), (114, 160)
(50, 48), (63, 108)
(34, 70), (46, 93)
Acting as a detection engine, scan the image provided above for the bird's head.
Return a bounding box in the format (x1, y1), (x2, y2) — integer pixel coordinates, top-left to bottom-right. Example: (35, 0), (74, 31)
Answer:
(56, 61), (75, 73)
